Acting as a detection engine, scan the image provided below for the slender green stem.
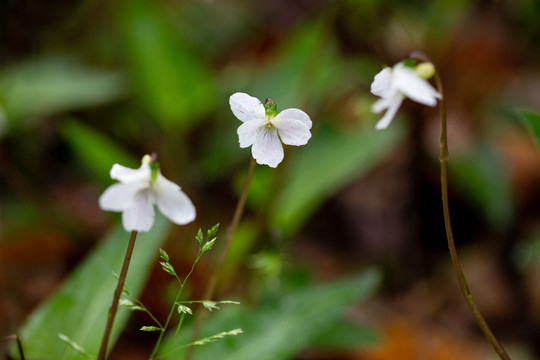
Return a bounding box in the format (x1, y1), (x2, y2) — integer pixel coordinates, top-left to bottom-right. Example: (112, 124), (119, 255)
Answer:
(168, 312), (187, 354)
(135, 299), (163, 329)
(150, 251), (204, 359)
(97, 230), (138, 360)
(185, 157), (256, 360)
(415, 54), (511, 360)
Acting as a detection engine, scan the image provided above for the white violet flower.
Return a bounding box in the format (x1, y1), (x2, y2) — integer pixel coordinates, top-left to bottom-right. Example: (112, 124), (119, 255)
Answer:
(371, 61), (441, 130)
(230, 92), (312, 168)
(99, 154), (196, 232)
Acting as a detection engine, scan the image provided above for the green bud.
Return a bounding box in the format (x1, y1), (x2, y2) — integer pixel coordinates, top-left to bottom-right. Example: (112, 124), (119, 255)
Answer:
(415, 62), (436, 79)
(264, 98), (278, 119)
(150, 162), (160, 182)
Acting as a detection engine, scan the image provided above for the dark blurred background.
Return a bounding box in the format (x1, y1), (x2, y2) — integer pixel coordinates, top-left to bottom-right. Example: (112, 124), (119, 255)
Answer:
(2, 0), (540, 359)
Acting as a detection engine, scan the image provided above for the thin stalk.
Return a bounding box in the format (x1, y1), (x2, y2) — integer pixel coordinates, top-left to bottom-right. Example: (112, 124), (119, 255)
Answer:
(97, 230), (138, 360)
(433, 67), (511, 359)
(2, 334), (25, 360)
(150, 248), (205, 359)
(185, 157), (256, 360)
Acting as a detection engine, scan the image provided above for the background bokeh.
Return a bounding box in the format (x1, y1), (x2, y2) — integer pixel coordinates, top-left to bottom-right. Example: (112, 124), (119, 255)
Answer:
(2, 0), (540, 359)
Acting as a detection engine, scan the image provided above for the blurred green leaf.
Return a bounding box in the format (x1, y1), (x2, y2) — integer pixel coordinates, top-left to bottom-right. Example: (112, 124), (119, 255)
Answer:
(513, 229), (540, 271)
(449, 146), (514, 233)
(0, 56), (126, 126)
(272, 122), (405, 235)
(313, 320), (380, 349)
(516, 109), (540, 150)
(11, 216), (170, 360)
(61, 119), (137, 184)
(118, 0), (215, 128)
(161, 268), (381, 360)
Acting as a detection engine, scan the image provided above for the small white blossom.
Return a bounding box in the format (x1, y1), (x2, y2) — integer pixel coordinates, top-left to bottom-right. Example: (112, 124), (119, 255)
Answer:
(371, 62), (441, 130)
(99, 155), (196, 232)
(230, 92), (312, 168)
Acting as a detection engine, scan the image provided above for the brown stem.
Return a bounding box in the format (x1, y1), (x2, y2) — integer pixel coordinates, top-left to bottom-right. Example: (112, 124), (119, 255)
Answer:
(408, 51), (511, 360)
(97, 230), (138, 360)
(185, 158), (256, 360)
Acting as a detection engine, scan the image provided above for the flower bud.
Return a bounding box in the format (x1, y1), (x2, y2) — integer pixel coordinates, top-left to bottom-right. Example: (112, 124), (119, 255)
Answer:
(415, 62), (436, 80)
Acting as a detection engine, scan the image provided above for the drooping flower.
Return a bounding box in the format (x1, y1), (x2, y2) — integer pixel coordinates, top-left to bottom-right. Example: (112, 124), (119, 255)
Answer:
(230, 92), (312, 168)
(99, 155), (196, 232)
(371, 61), (441, 130)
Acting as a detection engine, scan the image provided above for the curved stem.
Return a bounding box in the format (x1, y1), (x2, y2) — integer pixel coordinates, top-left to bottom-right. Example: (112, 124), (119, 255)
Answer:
(97, 230), (138, 360)
(185, 158), (256, 360)
(2, 334), (25, 360)
(428, 61), (511, 359)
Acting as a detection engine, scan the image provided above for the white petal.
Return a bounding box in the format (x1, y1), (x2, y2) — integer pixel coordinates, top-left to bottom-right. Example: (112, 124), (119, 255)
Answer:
(371, 96), (392, 114)
(154, 174), (196, 225)
(229, 93), (266, 123)
(237, 118), (266, 148)
(394, 64), (441, 106)
(110, 163), (151, 183)
(370, 67), (393, 97)
(252, 128), (284, 168)
(274, 108), (312, 129)
(375, 93), (404, 130)
(99, 182), (148, 211)
(122, 190), (155, 232)
(274, 118), (311, 146)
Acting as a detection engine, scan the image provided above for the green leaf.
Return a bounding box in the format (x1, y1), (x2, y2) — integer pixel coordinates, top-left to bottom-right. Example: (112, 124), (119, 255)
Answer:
(11, 215), (170, 360)
(161, 268), (381, 360)
(0, 56), (126, 126)
(513, 229), (540, 271)
(272, 122), (404, 235)
(61, 119), (137, 184)
(516, 109), (540, 150)
(118, 0), (215, 128)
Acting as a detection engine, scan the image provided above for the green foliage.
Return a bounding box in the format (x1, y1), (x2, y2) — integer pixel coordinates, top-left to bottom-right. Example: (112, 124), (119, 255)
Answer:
(513, 229), (540, 271)
(0, 56), (126, 126)
(117, 0), (215, 128)
(272, 122), (405, 235)
(516, 109), (540, 150)
(448, 146), (514, 233)
(160, 268), (381, 360)
(61, 119), (137, 184)
(10, 215), (170, 360)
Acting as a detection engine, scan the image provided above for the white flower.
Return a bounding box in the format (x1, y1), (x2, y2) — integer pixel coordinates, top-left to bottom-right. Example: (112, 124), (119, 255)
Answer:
(99, 155), (196, 232)
(371, 62), (441, 130)
(230, 92), (312, 168)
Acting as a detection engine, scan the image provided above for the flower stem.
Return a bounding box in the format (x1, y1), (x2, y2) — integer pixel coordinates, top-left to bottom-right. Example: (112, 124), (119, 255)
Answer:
(185, 157), (256, 360)
(97, 230), (138, 360)
(2, 334), (25, 360)
(423, 56), (511, 359)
